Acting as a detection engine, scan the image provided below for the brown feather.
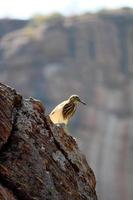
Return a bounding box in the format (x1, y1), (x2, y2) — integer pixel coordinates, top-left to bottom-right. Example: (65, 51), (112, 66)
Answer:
(62, 102), (76, 119)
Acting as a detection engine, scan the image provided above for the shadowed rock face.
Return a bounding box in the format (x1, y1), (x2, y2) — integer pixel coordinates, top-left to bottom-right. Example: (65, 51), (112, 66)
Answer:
(0, 83), (97, 200)
(0, 83), (20, 150)
(0, 184), (17, 200)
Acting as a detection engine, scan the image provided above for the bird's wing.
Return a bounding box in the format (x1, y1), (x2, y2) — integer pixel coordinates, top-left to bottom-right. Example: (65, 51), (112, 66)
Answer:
(62, 102), (75, 119)
(50, 101), (67, 115)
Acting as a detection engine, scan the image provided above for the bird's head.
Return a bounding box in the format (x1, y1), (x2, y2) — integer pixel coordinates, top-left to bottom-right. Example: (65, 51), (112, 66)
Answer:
(69, 95), (86, 105)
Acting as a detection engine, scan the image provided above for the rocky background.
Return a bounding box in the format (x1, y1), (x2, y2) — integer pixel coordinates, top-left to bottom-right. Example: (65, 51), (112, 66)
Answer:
(0, 8), (133, 200)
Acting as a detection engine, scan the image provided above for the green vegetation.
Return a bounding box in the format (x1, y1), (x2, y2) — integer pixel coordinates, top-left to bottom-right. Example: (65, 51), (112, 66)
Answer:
(29, 13), (64, 27)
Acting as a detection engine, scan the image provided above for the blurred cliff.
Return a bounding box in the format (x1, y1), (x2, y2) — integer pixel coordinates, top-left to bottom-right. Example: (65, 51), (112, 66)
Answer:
(0, 8), (133, 200)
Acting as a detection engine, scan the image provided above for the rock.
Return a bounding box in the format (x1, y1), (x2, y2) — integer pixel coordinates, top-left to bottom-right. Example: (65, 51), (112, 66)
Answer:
(0, 83), (97, 200)
(0, 184), (17, 200)
(0, 83), (19, 150)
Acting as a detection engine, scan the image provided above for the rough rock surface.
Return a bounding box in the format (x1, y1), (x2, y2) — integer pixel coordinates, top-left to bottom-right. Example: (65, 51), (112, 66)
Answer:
(0, 184), (17, 200)
(0, 83), (97, 200)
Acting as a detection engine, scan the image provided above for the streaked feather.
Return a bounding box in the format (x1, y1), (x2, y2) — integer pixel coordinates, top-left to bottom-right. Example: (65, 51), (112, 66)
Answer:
(63, 102), (76, 119)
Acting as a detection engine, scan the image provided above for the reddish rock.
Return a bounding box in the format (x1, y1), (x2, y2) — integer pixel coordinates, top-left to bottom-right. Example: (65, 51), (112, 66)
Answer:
(0, 83), (97, 200)
(0, 184), (17, 200)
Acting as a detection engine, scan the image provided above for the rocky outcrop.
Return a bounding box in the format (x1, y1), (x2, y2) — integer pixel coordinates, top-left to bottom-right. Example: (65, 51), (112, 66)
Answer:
(0, 19), (27, 38)
(0, 83), (97, 200)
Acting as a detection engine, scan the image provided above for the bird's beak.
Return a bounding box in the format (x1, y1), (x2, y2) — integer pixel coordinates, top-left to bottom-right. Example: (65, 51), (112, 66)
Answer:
(79, 99), (87, 105)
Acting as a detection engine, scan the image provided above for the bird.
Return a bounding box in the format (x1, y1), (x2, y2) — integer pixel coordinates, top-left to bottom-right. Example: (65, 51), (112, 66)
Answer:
(49, 95), (86, 127)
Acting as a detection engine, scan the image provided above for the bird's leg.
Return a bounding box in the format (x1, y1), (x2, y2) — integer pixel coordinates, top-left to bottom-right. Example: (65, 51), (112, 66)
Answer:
(56, 123), (69, 134)
(63, 124), (69, 134)
(56, 123), (63, 128)
(56, 123), (66, 130)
